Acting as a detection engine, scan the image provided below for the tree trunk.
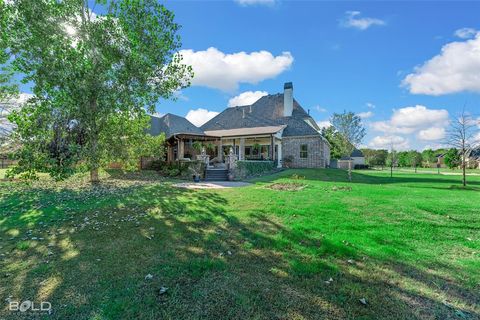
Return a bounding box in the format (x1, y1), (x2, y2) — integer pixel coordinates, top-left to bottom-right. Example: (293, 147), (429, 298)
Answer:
(90, 168), (99, 184)
(348, 160), (352, 182)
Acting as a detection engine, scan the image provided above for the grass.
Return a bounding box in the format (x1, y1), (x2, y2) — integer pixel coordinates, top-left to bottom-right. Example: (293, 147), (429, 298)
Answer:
(0, 169), (479, 319)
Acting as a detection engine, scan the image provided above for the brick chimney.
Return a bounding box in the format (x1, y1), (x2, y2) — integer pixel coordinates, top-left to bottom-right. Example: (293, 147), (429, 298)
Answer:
(283, 82), (293, 117)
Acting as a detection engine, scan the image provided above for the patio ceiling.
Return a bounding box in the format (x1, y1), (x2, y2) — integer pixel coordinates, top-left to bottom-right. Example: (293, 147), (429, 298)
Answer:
(204, 125), (286, 138)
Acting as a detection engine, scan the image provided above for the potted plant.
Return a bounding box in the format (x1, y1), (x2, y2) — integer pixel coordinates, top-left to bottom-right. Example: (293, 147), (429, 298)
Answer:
(189, 162), (202, 182)
(192, 141), (203, 153)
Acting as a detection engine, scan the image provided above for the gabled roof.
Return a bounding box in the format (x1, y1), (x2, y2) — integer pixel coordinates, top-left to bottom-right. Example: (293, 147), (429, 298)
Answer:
(468, 148), (480, 159)
(201, 94), (321, 137)
(351, 149), (364, 157)
(149, 113), (204, 138)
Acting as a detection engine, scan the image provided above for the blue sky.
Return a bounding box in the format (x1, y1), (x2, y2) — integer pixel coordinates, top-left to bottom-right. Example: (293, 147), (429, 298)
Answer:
(13, 0), (480, 150)
(150, 0), (480, 151)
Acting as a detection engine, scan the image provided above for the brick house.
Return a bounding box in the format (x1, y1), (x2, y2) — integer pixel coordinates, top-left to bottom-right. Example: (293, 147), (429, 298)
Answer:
(150, 82), (331, 168)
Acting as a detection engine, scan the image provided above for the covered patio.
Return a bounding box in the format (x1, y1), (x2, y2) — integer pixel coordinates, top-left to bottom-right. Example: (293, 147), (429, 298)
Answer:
(205, 125), (285, 168)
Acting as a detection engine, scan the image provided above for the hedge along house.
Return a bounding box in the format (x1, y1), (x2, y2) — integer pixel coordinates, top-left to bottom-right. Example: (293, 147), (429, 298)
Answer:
(149, 82), (330, 169)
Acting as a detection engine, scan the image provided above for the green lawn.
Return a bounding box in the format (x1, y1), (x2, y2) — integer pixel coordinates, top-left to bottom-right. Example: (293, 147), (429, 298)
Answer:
(0, 169), (479, 319)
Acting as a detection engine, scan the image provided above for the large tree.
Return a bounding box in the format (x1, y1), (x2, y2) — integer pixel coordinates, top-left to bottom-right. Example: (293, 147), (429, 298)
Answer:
(321, 125), (343, 159)
(331, 111), (366, 181)
(1, 0), (192, 182)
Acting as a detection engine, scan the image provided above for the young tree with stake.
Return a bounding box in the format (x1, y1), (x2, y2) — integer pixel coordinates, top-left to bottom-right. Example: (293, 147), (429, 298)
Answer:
(446, 110), (479, 187)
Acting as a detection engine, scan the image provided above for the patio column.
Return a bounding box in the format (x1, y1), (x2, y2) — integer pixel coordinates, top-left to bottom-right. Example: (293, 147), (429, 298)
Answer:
(239, 138), (245, 160)
(178, 139), (184, 160)
(218, 139), (223, 162)
(277, 142), (282, 168)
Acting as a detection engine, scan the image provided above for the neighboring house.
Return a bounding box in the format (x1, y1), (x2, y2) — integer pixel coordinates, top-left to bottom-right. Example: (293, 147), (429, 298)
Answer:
(435, 153), (446, 168)
(350, 149), (365, 166)
(465, 148), (480, 169)
(149, 82), (331, 168)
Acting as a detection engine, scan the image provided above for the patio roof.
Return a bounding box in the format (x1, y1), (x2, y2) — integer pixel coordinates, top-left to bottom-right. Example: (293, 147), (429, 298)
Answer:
(204, 125), (286, 138)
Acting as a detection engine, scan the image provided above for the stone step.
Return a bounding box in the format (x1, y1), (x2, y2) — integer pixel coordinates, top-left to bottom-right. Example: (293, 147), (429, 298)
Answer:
(205, 169), (228, 181)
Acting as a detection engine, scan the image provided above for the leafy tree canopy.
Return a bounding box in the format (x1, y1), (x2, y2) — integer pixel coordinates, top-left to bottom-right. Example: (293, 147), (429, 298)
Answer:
(444, 148), (460, 169)
(1, 0), (192, 182)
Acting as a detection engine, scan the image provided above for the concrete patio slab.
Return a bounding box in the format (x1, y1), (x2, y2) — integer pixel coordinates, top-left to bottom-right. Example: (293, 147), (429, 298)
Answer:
(173, 181), (251, 189)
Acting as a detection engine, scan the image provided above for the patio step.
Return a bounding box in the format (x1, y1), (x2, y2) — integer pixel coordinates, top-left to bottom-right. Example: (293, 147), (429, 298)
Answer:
(205, 169), (228, 181)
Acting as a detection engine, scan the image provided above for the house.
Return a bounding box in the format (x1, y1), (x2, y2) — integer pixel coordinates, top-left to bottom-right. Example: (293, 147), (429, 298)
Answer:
(465, 148), (480, 169)
(149, 82), (331, 168)
(350, 149), (365, 166)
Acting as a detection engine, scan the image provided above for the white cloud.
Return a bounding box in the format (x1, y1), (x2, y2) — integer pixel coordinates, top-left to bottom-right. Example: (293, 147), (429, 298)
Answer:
(417, 127), (445, 141)
(185, 108), (219, 127)
(314, 105), (327, 113)
(454, 27), (478, 39)
(358, 111), (373, 119)
(402, 33), (480, 95)
(366, 102), (376, 109)
(371, 105), (449, 135)
(368, 135), (410, 150)
(341, 11), (385, 30)
(1, 93), (33, 136)
(390, 105), (449, 128)
(179, 47), (293, 92)
(316, 120), (331, 129)
(228, 91), (268, 107)
(234, 0), (275, 6)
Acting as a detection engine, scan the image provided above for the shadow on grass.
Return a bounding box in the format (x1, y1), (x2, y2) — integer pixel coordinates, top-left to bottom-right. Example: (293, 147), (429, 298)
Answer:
(0, 174), (479, 319)
(252, 168), (480, 188)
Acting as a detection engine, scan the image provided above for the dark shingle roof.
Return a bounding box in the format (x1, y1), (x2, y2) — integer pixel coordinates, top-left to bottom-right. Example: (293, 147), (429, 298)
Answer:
(351, 149), (364, 157)
(201, 94), (321, 137)
(149, 113), (204, 138)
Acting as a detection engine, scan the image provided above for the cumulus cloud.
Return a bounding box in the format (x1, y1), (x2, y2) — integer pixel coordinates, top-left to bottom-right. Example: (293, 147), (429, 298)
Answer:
(371, 105), (449, 135)
(402, 33), (480, 95)
(366, 102), (376, 109)
(185, 108), (219, 127)
(1, 93), (33, 136)
(417, 127), (446, 141)
(179, 47), (293, 92)
(454, 27), (478, 39)
(234, 0), (275, 6)
(358, 111), (373, 119)
(368, 135), (410, 150)
(316, 120), (331, 129)
(228, 91), (268, 107)
(341, 11), (385, 30)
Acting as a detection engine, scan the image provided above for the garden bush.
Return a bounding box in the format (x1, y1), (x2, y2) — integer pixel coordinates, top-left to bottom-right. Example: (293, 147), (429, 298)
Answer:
(234, 161), (275, 179)
(150, 160), (205, 179)
(354, 164), (369, 170)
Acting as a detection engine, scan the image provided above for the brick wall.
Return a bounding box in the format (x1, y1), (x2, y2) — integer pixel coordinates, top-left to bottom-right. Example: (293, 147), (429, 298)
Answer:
(282, 136), (328, 168)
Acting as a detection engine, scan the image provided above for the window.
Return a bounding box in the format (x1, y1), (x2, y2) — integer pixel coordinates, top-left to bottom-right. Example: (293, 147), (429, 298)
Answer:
(300, 144), (308, 158)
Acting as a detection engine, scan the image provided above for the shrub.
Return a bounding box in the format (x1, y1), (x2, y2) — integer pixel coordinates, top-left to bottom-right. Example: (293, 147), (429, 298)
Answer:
(151, 160), (205, 179)
(354, 164), (369, 170)
(234, 161), (275, 179)
(283, 155), (294, 168)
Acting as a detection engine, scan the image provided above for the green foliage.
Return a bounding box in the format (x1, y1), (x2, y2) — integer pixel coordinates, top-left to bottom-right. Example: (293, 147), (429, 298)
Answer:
(152, 160), (205, 179)
(422, 149), (436, 167)
(235, 160), (275, 179)
(444, 148), (460, 169)
(192, 141), (203, 152)
(321, 126), (343, 159)
(330, 111), (366, 157)
(408, 150), (422, 167)
(361, 149), (388, 167)
(1, 0), (192, 182)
